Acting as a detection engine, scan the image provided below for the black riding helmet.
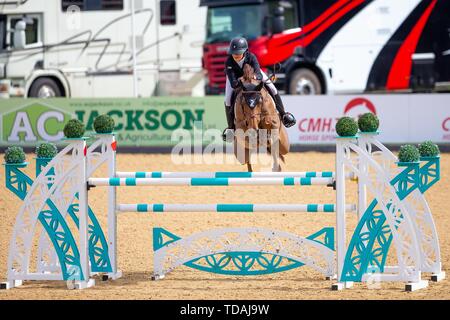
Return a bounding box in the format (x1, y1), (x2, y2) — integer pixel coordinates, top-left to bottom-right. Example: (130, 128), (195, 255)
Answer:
(228, 37), (248, 55)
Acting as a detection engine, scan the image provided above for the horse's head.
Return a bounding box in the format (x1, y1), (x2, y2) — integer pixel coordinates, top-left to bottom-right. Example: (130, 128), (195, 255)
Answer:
(241, 81), (264, 108)
(236, 65), (267, 131)
(238, 81), (265, 131)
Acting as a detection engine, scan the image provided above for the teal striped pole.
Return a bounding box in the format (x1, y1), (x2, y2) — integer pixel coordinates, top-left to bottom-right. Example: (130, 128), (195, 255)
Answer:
(89, 177), (335, 186)
(117, 203), (357, 213)
(116, 171), (340, 179)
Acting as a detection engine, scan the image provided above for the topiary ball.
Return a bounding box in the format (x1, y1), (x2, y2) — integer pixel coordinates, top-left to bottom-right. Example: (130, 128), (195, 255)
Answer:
(358, 112), (379, 132)
(336, 117), (358, 137)
(398, 145), (420, 162)
(4, 146), (26, 164)
(418, 140), (440, 157)
(93, 114), (115, 134)
(63, 119), (85, 138)
(36, 142), (58, 158)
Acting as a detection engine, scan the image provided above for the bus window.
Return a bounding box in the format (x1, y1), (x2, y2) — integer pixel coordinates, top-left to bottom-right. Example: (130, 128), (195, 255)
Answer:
(61, 0), (124, 11)
(160, 0), (176, 25)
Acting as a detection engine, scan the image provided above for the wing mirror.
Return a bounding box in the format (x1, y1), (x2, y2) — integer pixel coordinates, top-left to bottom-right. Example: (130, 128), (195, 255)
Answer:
(272, 6), (285, 34)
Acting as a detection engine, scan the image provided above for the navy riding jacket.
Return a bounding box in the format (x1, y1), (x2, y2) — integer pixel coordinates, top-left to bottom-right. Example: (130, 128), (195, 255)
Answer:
(225, 51), (263, 89)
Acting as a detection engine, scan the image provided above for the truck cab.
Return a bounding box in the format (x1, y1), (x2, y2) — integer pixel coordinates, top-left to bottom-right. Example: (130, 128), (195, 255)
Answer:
(201, 0), (305, 95)
(201, 0), (450, 95)
(0, 8), (44, 97)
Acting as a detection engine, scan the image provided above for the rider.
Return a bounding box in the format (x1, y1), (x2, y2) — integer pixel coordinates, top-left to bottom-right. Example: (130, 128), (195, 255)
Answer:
(223, 36), (296, 139)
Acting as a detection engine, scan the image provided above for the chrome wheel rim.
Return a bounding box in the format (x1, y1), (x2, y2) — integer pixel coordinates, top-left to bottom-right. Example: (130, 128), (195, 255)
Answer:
(38, 85), (56, 98)
(295, 78), (316, 95)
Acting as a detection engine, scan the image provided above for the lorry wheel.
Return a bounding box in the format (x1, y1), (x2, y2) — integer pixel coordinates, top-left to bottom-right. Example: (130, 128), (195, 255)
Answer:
(289, 69), (322, 95)
(28, 77), (63, 98)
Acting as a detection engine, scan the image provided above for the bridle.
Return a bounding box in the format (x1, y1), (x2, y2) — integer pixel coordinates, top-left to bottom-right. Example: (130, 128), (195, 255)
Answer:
(237, 88), (272, 128)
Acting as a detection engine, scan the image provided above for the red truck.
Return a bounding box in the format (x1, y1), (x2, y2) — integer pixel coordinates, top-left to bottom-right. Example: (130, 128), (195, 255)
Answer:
(201, 0), (450, 95)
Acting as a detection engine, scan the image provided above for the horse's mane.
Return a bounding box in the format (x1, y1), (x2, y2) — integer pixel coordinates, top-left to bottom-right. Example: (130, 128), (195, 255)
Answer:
(240, 64), (268, 100)
(242, 64), (255, 83)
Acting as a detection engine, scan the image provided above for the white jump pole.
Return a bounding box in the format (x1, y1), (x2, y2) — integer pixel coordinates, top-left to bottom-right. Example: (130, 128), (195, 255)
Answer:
(117, 203), (358, 213)
(333, 138), (353, 290)
(77, 139), (94, 289)
(88, 177), (335, 187)
(357, 135), (368, 221)
(106, 134), (121, 280)
(116, 171), (351, 179)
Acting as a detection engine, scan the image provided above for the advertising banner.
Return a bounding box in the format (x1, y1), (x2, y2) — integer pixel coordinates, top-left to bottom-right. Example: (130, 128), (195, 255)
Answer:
(0, 97), (226, 147)
(284, 94), (450, 145)
(0, 94), (449, 148)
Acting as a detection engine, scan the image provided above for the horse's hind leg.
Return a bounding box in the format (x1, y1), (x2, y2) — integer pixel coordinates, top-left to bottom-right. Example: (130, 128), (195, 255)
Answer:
(266, 144), (281, 172)
(246, 147), (253, 172)
(271, 150), (281, 172)
(273, 161), (281, 172)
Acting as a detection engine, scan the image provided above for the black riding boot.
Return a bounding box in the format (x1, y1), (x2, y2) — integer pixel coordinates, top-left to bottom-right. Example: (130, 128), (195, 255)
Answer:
(272, 94), (296, 128)
(272, 93), (286, 115)
(222, 104), (235, 141)
(224, 104), (235, 130)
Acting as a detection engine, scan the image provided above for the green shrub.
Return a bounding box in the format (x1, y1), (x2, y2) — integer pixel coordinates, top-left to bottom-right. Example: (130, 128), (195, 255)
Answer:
(93, 114), (115, 134)
(418, 140), (440, 157)
(36, 142), (58, 158)
(4, 146), (26, 164)
(398, 145), (420, 162)
(335, 117), (358, 137)
(358, 112), (379, 132)
(63, 119), (85, 138)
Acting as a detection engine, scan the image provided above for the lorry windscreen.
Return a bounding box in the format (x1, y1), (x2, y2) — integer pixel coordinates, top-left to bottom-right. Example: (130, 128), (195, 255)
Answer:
(206, 5), (263, 43)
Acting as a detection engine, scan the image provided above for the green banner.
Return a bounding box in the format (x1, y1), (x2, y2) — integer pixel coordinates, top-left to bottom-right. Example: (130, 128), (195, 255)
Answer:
(0, 97), (226, 147)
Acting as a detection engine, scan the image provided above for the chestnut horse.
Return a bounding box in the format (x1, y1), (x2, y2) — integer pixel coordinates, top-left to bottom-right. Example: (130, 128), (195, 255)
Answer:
(233, 65), (290, 172)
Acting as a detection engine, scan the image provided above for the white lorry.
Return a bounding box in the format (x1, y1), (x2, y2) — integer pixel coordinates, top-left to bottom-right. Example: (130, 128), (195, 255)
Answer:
(0, 0), (206, 98)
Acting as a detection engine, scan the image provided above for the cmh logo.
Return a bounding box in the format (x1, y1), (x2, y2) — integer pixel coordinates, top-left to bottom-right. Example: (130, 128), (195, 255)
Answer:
(343, 97), (377, 117)
(1, 102), (73, 142)
(297, 97), (377, 134)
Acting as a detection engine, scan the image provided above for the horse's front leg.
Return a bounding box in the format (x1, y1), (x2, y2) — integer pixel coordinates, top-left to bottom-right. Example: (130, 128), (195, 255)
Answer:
(267, 130), (282, 172)
(271, 149), (281, 172)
